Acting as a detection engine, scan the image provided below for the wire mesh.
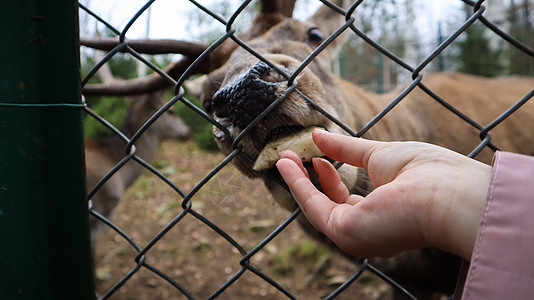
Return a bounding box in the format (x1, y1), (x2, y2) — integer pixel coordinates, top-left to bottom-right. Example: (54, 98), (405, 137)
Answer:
(79, 1), (534, 299)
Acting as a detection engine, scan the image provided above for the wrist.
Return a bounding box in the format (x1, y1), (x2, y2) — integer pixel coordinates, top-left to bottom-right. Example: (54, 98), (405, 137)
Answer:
(435, 161), (492, 261)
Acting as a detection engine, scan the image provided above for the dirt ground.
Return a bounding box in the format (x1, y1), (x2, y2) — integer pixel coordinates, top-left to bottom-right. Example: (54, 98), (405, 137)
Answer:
(93, 140), (394, 300)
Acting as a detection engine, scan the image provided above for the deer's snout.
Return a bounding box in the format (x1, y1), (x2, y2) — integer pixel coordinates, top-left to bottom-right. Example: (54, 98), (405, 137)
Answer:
(210, 62), (280, 129)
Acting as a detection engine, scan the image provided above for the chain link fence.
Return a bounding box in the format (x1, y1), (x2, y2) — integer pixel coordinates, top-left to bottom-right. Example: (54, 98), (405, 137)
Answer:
(79, 1), (533, 299)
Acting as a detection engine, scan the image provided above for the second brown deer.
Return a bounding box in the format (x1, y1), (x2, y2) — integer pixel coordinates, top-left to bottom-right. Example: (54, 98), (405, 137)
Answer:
(84, 90), (191, 255)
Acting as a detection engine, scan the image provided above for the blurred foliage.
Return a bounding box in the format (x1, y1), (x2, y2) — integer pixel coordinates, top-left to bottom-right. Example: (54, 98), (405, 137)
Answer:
(505, 0), (534, 76)
(455, 1), (533, 77)
(336, 0), (413, 93)
(338, 0), (533, 90)
(82, 53), (137, 139)
(456, 23), (503, 77)
(84, 96), (130, 139)
(107, 53), (138, 79)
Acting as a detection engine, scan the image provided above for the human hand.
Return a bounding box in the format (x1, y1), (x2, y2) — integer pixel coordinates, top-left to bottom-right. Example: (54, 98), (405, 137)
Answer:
(276, 129), (492, 260)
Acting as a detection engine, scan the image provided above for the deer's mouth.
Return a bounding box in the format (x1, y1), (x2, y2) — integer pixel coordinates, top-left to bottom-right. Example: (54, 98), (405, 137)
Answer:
(263, 125), (305, 148)
(209, 61), (333, 177)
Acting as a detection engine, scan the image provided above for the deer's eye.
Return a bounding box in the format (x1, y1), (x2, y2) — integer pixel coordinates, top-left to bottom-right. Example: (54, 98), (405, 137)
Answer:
(307, 28), (324, 44)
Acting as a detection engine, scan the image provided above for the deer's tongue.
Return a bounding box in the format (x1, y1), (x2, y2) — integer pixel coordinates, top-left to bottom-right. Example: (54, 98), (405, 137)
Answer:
(252, 126), (325, 171)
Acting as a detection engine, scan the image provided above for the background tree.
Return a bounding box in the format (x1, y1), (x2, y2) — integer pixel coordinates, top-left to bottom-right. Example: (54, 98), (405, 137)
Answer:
(505, 0), (534, 75)
(456, 22), (503, 77)
(336, 0), (411, 93)
(448, 3), (504, 77)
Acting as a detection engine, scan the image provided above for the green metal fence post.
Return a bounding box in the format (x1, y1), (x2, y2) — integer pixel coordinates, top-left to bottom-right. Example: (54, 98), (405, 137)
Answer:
(0, 1), (95, 299)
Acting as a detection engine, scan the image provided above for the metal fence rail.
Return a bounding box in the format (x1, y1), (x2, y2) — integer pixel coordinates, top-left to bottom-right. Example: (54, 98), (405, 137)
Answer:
(78, 1), (533, 299)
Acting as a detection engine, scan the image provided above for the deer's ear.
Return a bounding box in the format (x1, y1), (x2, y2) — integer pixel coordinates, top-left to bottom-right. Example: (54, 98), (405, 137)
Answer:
(184, 75), (206, 99)
(185, 67), (227, 114)
(307, 0), (350, 62)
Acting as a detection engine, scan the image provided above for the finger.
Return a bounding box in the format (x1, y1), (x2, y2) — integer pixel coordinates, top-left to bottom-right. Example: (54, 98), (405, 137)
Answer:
(279, 150), (309, 178)
(276, 158), (336, 232)
(312, 158), (350, 204)
(312, 129), (383, 170)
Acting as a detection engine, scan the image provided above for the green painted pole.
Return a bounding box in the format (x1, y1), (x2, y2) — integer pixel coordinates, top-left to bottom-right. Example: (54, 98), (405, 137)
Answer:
(0, 1), (95, 299)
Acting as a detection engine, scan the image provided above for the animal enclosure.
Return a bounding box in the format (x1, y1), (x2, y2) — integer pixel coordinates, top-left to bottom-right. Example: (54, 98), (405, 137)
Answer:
(28, 0), (534, 299)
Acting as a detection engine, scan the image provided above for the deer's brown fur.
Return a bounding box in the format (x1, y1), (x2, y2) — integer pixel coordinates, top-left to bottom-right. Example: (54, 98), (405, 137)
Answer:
(193, 1), (534, 298)
(85, 91), (191, 253)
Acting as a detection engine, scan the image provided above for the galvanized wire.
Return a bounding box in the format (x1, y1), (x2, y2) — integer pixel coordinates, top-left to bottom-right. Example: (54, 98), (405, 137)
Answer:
(80, 0), (533, 299)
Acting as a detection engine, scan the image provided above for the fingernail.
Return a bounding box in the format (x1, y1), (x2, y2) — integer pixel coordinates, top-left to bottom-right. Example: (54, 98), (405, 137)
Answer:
(312, 157), (326, 167)
(275, 159), (288, 173)
(312, 157), (319, 169)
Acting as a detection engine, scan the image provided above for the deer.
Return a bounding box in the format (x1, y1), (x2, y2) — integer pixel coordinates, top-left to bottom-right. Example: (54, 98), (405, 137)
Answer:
(81, 0), (534, 298)
(83, 52), (192, 255)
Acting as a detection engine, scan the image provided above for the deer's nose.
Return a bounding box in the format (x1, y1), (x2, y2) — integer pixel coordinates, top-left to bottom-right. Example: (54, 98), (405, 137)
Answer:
(211, 61), (279, 129)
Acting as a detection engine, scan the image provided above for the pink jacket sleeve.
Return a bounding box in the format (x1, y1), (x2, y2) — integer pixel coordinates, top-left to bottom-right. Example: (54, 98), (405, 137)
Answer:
(455, 151), (534, 299)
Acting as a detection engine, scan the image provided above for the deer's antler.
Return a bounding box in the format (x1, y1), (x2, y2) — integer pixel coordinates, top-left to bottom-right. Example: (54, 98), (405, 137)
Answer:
(80, 37), (208, 56)
(82, 57), (199, 96)
(260, 0), (296, 17)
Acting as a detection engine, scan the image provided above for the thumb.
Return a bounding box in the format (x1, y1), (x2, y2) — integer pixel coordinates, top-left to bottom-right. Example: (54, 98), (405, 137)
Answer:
(312, 129), (382, 170)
